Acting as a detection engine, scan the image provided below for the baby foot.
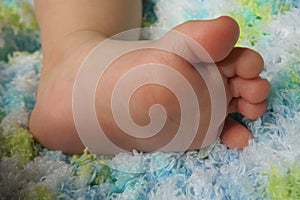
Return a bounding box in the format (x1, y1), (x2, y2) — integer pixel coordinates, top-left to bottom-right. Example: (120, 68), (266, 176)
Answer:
(29, 16), (269, 154)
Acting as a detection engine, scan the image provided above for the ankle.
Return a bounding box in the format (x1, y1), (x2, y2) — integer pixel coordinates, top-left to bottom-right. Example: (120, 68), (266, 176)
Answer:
(42, 30), (108, 72)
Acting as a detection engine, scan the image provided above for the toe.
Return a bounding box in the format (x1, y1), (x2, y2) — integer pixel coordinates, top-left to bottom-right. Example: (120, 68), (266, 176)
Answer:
(220, 118), (252, 150)
(218, 47), (264, 79)
(229, 76), (270, 103)
(228, 98), (268, 120)
(227, 76), (270, 119)
(237, 99), (268, 120)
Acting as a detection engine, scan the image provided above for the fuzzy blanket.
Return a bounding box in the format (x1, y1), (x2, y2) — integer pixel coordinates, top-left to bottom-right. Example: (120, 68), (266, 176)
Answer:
(1, 0), (300, 199)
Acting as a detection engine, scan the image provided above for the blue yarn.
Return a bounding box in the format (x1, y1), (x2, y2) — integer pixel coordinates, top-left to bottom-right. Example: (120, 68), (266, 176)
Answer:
(0, 53), (40, 117)
(1, 0), (300, 199)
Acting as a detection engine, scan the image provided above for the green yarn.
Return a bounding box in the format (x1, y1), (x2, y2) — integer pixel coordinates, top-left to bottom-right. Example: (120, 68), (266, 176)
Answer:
(230, 0), (291, 45)
(0, 1), (37, 31)
(267, 163), (300, 200)
(0, 108), (4, 123)
(142, 0), (157, 27)
(71, 149), (111, 186)
(284, 69), (300, 90)
(0, 127), (38, 166)
(0, 1), (40, 61)
(23, 185), (54, 200)
(283, 48), (300, 86)
(256, 0), (291, 14)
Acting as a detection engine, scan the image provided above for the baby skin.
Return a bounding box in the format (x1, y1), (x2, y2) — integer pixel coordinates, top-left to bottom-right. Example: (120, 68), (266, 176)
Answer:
(30, 0), (270, 154)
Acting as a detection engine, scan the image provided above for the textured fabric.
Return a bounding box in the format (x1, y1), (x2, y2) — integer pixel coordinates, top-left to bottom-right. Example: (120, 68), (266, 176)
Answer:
(1, 0), (300, 199)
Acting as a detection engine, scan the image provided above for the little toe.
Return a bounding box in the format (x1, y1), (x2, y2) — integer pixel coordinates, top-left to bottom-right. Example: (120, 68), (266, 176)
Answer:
(220, 118), (252, 150)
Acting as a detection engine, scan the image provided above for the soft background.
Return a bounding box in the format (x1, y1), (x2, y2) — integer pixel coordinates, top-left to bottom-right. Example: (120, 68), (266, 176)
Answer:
(1, 0), (300, 199)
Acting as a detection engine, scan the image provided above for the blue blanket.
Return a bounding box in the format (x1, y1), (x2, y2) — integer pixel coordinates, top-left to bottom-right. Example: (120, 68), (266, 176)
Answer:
(1, 0), (300, 199)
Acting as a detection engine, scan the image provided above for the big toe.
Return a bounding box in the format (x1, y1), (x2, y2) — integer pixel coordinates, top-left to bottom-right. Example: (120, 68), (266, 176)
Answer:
(171, 16), (240, 62)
